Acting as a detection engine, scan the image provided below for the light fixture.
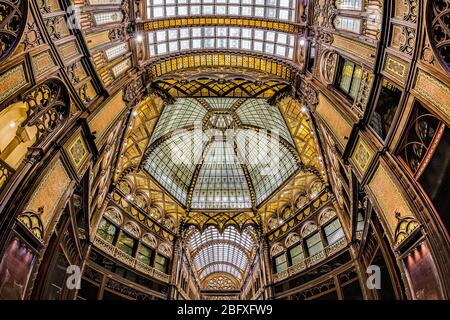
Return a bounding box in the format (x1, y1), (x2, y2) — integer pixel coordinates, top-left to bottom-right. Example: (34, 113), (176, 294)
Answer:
(9, 121), (16, 128)
(132, 110), (138, 116)
(301, 106), (308, 113)
(135, 33), (144, 43)
(299, 38), (307, 47)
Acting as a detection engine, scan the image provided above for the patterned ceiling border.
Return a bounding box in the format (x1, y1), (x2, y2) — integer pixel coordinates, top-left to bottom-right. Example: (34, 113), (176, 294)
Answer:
(138, 17), (302, 34)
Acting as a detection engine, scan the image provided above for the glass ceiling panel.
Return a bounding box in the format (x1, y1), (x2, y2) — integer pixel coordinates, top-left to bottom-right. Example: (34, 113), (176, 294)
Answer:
(143, 130), (209, 204)
(189, 226), (255, 251)
(206, 97), (239, 110)
(150, 98), (207, 143)
(193, 243), (249, 271)
(235, 98), (294, 145)
(191, 140), (252, 209)
(200, 263), (242, 280)
(143, 98), (300, 208)
(146, 0), (297, 22)
(147, 27), (295, 59)
(187, 226), (257, 282)
(235, 129), (298, 204)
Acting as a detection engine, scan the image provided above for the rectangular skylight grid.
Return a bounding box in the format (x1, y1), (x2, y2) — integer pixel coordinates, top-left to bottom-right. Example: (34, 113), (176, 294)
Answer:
(111, 58), (132, 77)
(105, 43), (129, 61)
(146, 0), (296, 22)
(94, 11), (123, 25)
(200, 264), (242, 279)
(147, 27), (295, 59)
(334, 16), (362, 34)
(336, 0), (362, 10)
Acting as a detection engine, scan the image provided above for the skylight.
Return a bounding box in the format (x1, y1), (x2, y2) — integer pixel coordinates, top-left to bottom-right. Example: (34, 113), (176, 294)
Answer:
(142, 98), (300, 209)
(146, 0), (297, 22)
(147, 27), (295, 59)
(186, 226), (257, 285)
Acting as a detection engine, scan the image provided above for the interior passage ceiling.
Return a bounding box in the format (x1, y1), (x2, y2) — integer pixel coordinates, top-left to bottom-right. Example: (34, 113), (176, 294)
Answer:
(142, 98), (300, 210)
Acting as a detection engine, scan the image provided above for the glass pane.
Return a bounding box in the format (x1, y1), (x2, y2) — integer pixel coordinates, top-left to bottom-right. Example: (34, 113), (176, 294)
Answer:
(306, 233), (324, 256)
(137, 245), (153, 265)
(324, 219), (345, 245)
(117, 233), (135, 256)
(97, 218), (117, 243)
(289, 244), (304, 265)
(369, 79), (402, 140)
(275, 254), (288, 272)
(154, 254), (168, 273)
(338, 60), (355, 94)
(349, 65), (362, 99)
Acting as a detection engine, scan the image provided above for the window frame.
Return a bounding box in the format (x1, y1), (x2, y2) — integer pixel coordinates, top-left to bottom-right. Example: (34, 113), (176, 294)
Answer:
(323, 217), (345, 246)
(305, 231), (324, 257)
(335, 57), (362, 101)
(273, 252), (288, 273)
(154, 253), (170, 273)
(96, 218), (118, 244)
(287, 242), (305, 266)
(116, 231), (137, 256)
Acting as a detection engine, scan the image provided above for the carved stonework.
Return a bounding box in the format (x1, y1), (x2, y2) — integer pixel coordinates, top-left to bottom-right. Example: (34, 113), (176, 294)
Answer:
(320, 50), (338, 84)
(300, 82), (318, 108)
(109, 26), (127, 42)
(398, 26), (416, 55)
(22, 79), (70, 143)
(23, 20), (43, 50)
(429, 0), (450, 72)
(422, 39), (436, 66)
(123, 77), (144, 103)
(0, 0), (28, 61)
(394, 212), (421, 246)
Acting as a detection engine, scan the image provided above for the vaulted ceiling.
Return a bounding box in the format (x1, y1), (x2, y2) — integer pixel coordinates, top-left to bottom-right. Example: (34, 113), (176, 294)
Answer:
(112, 0), (324, 291)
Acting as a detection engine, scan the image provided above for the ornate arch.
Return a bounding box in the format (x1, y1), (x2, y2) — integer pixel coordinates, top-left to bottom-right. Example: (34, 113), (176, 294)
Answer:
(0, 0), (28, 62)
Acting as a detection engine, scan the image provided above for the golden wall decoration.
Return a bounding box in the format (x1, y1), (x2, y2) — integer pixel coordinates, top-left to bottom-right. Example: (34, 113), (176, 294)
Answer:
(316, 93), (353, 149)
(384, 55), (407, 81)
(367, 162), (416, 236)
(88, 91), (126, 141)
(147, 53), (296, 83)
(351, 138), (374, 174)
(413, 70), (450, 126)
(32, 51), (56, 77)
(85, 30), (112, 50)
(142, 17), (298, 33)
(68, 135), (88, 169)
(58, 41), (80, 61)
(24, 159), (71, 229)
(0, 64), (28, 103)
(332, 35), (376, 66)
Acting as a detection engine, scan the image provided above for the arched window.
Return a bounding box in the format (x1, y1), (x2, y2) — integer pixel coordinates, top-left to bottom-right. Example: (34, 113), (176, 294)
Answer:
(0, 79), (69, 192)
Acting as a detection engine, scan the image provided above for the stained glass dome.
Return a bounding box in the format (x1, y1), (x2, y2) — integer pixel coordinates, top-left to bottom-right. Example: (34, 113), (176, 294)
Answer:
(142, 97), (300, 209)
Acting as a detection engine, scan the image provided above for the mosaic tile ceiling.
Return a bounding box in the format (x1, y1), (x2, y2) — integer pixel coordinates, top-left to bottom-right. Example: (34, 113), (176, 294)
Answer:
(142, 98), (300, 210)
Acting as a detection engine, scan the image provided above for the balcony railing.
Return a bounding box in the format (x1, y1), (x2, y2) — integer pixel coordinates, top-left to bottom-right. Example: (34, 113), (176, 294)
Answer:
(93, 236), (171, 283)
(272, 236), (347, 283)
